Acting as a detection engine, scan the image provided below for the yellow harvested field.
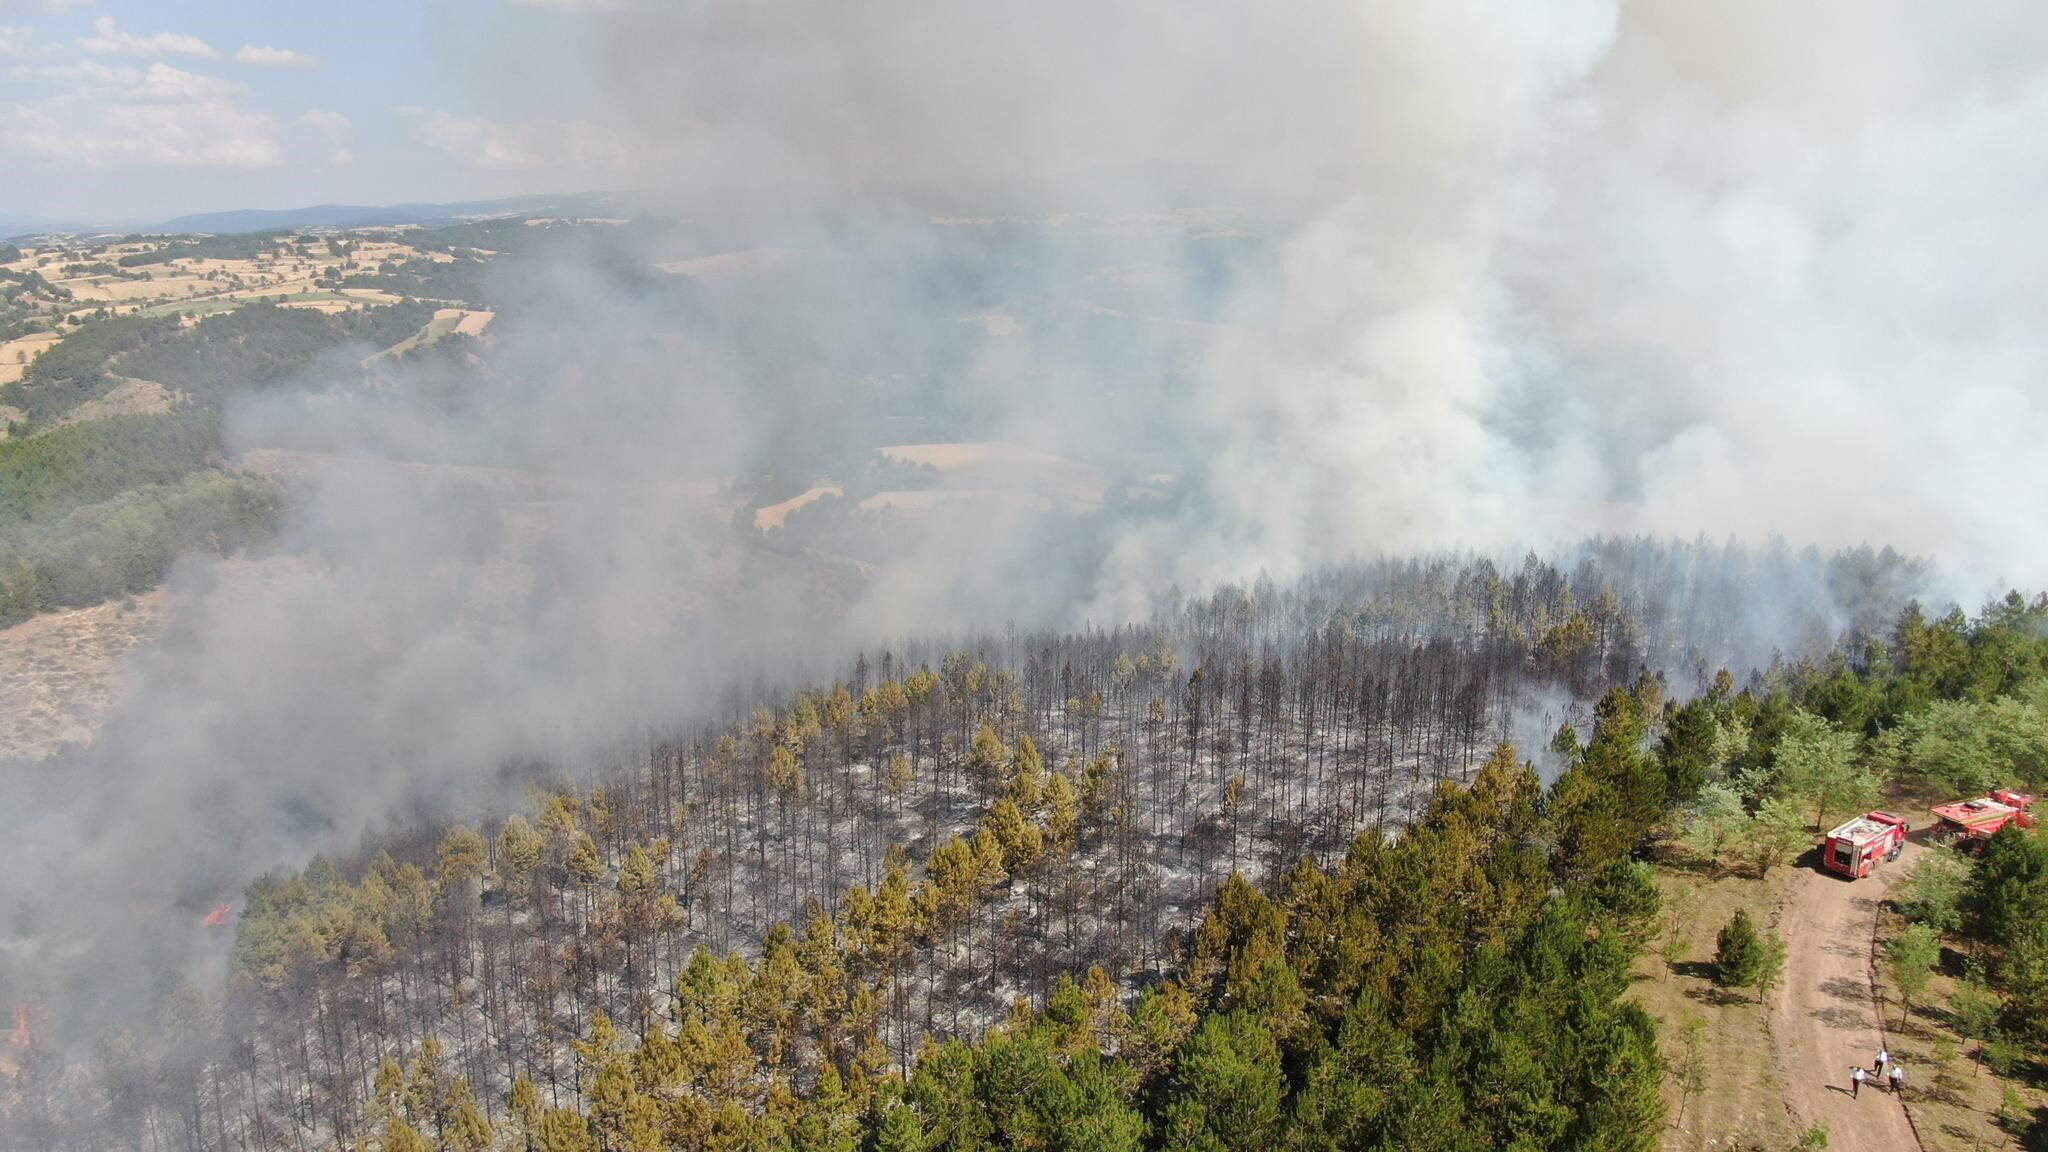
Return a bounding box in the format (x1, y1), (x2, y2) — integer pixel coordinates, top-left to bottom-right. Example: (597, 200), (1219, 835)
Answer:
(278, 299), (356, 314)
(339, 288), (405, 304)
(880, 441), (1070, 471)
(859, 489), (1055, 513)
(18, 238), (449, 319)
(0, 331), (62, 385)
(375, 308), (492, 358)
(755, 485), (842, 530)
(880, 440), (1108, 507)
(51, 276), (182, 303)
(657, 248), (818, 279)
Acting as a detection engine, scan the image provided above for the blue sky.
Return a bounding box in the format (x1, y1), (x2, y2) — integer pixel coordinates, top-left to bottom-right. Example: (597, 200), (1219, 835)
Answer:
(0, 0), (629, 223)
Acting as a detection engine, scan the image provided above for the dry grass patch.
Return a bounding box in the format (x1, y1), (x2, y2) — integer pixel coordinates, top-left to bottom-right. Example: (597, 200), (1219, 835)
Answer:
(52, 376), (177, 427)
(338, 287), (406, 305)
(0, 591), (165, 760)
(755, 485), (842, 530)
(1632, 855), (1804, 1152)
(879, 440), (1069, 471)
(54, 275), (184, 304)
(879, 440), (1108, 508)
(1871, 875), (2046, 1151)
(657, 248), (819, 279)
(0, 331), (62, 385)
(858, 488), (1057, 514)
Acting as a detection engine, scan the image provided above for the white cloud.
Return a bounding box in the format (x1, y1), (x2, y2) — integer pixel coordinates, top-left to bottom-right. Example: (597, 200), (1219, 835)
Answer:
(1, 61), (279, 168)
(301, 108), (352, 165)
(0, 24), (31, 56)
(400, 107), (629, 171)
(235, 44), (317, 69)
(78, 15), (215, 59)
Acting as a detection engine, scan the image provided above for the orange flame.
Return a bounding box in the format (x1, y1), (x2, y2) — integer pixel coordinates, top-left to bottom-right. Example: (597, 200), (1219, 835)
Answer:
(9, 1002), (39, 1050)
(203, 902), (233, 927)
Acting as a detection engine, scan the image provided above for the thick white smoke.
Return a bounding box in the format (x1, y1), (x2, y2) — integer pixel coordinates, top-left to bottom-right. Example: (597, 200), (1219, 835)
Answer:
(5, 0), (2047, 1039)
(587, 0), (2048, 605)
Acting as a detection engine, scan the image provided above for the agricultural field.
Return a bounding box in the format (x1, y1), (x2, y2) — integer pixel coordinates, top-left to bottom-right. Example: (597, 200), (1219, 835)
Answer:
(5, 234), (471, 329)
(656, 247), (818, 280)
(0, 332), (62, 387)
(881, 440), (1108, 508)
(378, 305), (495, 357)
(755, 484), (843, 530)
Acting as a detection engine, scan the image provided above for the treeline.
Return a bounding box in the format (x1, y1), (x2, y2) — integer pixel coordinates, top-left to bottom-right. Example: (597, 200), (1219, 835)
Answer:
(118, 299), (436, 404)
(0, 469), (279, 625)
(164, 610), (1525, 1149)
(0, 410), (221, 532)
(3, 718), (1677, 1152)
(1682, 592), (2048, 1119)
(0, 299), (440, 624)
(0, 264), (70, 343)
(0, 314), (174, 428)
(1630, 587), (2048, 1135)
(5, 534), (1850, 1152)
(1674, 592), (2048, 879)
(343, 258), (493, 306)
(0, 410), (281, 625)
(0, 544), (1961, 1147)
(1, 300), (435, 429)
(117, 234), (291, 268)
(374, 741), (1666, 1152)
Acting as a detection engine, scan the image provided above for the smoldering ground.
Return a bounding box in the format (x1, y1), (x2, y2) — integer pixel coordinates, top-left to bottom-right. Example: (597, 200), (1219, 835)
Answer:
(5, 0), (2048, 1051)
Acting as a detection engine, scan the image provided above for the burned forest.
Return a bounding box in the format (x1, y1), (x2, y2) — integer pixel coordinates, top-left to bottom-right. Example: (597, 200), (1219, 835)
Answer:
(0, 539), (1929, 1150)
(8, 3), (2046, 1147)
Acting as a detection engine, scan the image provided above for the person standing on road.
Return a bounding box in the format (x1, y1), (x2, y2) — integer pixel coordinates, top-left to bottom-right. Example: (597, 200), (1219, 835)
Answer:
(1851, 1066), (1867, 1098)
(1889, 1062), (1905, 1097)
(1875, 1046), (1889, 1079)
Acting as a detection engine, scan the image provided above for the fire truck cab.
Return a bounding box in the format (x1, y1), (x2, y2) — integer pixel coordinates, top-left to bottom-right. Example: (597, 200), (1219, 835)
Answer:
(1823, 811), (1910, 878)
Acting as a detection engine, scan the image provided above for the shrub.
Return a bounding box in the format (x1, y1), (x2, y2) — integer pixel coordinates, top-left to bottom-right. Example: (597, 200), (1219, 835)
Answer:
(1714, 909), (1764, 990)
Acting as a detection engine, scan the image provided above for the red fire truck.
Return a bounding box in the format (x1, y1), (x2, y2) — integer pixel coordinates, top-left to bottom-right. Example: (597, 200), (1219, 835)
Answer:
(1823, 811), (1911, 878)
(1930, 789), (2035, 851)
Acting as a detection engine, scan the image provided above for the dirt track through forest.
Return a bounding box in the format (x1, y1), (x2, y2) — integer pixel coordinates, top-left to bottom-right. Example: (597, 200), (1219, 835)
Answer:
(1771, 840), (1924, 1151)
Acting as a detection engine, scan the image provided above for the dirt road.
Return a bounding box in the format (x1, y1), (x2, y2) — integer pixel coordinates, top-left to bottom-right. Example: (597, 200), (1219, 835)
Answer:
(1771, 841), (1924, 1150)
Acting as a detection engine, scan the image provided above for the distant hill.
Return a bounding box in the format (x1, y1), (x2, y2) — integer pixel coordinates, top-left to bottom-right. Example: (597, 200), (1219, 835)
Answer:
(157, 192), (639, 236)
(0, 214), (124, 240)
(2, 192), (643, 241)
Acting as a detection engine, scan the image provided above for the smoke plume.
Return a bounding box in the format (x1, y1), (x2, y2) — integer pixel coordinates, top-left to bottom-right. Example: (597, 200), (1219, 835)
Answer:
(6, 0), (2048, 1040)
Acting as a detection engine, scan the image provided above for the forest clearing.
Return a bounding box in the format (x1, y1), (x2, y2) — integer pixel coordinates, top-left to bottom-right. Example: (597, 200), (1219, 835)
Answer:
(0, 590), (164, 760)
(1628, 860), (1801, 1152)
(49, 376), (176, 428)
